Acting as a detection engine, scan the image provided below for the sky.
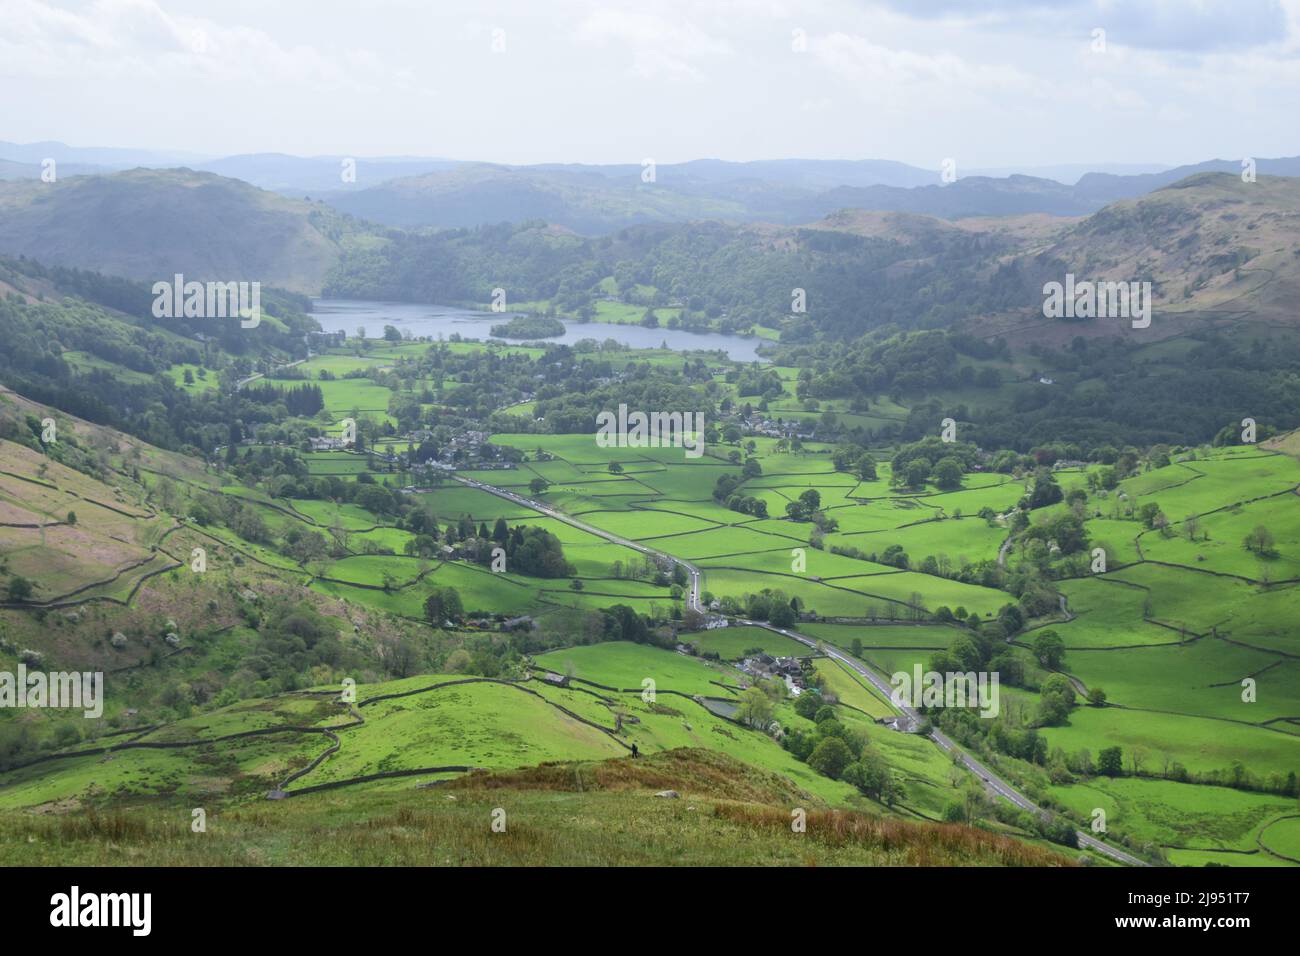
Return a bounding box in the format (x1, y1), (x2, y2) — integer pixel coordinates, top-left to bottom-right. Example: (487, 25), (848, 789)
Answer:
(2, 0), (1298, 168)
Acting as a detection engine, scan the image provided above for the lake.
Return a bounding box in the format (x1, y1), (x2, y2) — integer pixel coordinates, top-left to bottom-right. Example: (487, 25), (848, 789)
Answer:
(309, 299), (768, 362)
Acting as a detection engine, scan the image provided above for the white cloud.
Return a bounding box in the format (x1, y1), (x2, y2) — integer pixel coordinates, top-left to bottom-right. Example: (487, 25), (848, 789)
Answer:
(0, 0), (1295, 165)
(865, 0), (1292, 52)
(0, 0), (379, 89)
(574, 7), (732, 81)
(810, 31), (1043, 108)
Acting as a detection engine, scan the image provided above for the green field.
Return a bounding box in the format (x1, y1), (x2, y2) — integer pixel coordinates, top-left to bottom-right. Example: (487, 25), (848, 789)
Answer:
(8, 319), (1300, 870)
(534, 641), (743, 697)
(814, 658), (896, 719)
(687, 626), (808, 660)
(1048, 776), (1297, 864)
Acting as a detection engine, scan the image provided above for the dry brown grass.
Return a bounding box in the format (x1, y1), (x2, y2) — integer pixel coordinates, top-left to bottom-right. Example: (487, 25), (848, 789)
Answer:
(1263, 428), (1300, 460)
(445, 747), (818, 806)
(713, 803), (1074, 867)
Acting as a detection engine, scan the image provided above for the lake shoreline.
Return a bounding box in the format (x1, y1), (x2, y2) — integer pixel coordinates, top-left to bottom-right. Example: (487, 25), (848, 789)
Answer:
(309, 298), (771, 362)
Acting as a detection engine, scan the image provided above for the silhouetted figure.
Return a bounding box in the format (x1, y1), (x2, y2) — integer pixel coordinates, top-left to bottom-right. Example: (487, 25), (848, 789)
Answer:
(630, 743), (640, 759)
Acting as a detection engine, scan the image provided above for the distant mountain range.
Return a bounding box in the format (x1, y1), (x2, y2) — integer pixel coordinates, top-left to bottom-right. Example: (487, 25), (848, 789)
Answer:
(317, 156), (1300, 232)
(0, 140), (205, 180)
(4, 140), (1300, 233)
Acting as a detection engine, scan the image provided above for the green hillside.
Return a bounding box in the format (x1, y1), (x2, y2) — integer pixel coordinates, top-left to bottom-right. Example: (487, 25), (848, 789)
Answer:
(0, 168), (380, 294)
(0, 748), (1071, 867)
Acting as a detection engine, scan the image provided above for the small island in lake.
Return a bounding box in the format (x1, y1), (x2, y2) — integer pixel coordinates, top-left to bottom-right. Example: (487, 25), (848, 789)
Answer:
(490, 315), (565, 338)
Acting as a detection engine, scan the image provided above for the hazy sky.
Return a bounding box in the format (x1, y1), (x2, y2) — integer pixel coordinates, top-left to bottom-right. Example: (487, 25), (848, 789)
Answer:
(2, 0), (1298, 167)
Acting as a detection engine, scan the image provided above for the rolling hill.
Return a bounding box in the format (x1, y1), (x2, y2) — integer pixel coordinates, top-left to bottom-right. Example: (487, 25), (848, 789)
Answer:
(324, 162), (753, 232)
(0, 168), (379, 294)
(968, 172), (1300, 345)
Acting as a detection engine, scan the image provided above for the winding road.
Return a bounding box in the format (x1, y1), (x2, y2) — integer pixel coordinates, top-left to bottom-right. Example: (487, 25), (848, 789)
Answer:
(454, 474), (1149, 866)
